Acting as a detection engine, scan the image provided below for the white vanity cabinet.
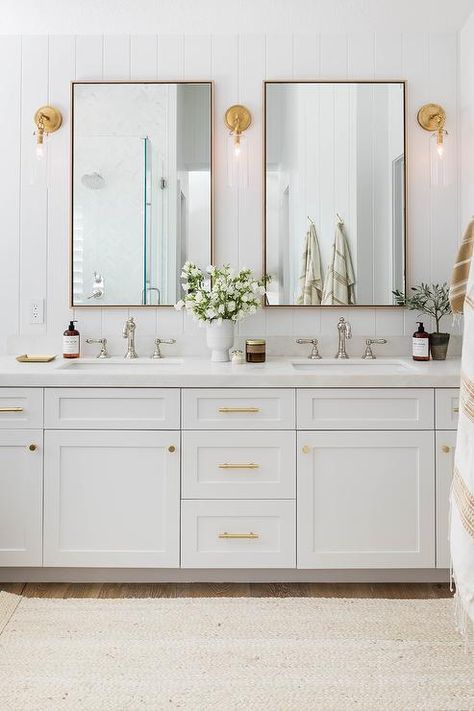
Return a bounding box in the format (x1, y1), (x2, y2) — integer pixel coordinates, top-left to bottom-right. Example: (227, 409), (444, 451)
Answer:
(436, 431), (457, 569)
(297, 430), (435, 568)
(43, 430), (180, 567)
(0, 430), (43, 566)
(0, 382), (460, 577)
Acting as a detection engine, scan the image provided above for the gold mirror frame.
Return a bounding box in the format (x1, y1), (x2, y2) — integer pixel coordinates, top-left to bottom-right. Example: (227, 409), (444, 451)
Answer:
(262, 79), (408, 308)
(70, 80), (214, 309)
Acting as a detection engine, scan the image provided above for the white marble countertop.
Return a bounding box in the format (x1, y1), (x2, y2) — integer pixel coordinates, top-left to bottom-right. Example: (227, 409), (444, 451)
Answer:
(0, 355), (462, 388)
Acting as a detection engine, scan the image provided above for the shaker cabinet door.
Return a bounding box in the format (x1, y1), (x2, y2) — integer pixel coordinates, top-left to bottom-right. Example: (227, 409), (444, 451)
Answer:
(43, 430), (180, 567)
(436, 431), (457, 569)
(0, 430), (43, 566)
(297, 431), (435, 569)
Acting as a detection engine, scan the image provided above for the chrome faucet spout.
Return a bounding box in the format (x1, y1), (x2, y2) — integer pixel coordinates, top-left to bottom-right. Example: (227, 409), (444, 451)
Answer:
(123, 316), (138, 359)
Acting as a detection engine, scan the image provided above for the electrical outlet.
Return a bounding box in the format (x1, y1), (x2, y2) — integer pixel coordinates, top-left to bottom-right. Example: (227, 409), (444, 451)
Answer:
(29, 299), (44, 324)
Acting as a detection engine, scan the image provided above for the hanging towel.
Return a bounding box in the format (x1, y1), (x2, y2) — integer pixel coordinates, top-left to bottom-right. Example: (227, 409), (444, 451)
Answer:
(449, 219), (474, 642)
(296, 223), (323, 305)
(321, 222), (356, 305)
(450, 219), (474, 314)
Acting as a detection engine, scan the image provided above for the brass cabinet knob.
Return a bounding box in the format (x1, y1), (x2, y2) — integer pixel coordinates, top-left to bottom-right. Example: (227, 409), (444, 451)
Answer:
(441, 445), (451, 454)
(168, 445), (176, 453)
(28, 444), (37, 452)
(302, 445), (311, 454)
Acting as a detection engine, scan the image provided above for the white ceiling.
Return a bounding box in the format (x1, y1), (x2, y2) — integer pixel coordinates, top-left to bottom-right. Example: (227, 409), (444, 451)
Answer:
(1, 0), (473, 34)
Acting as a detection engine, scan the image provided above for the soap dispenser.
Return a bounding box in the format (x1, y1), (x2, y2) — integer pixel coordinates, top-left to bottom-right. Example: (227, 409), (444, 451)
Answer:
(63, 320), (80, 359)
(412, 321), (429, 361)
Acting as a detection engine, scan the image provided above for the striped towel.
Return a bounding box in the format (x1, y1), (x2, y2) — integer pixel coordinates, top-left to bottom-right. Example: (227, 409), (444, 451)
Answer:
(321, 222), (356, 305)
(296, 223), (323, 305)
(449, 219), (474, 641)
(449, 219), (474, 314)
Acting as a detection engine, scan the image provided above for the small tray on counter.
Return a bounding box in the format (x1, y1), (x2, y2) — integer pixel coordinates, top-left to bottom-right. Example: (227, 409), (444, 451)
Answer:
(16, 354), (57, 363)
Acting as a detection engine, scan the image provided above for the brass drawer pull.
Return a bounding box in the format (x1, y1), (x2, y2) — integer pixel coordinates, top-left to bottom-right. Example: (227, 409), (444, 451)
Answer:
(0, 407), (23, 413)
(218, 463), (260, 470)
(452, 407), (459, 413)
(218, 532), (259, 540)
(441, 445), (451, 453)
(218, 407), (260, 414)
(28, 444), (38, 452)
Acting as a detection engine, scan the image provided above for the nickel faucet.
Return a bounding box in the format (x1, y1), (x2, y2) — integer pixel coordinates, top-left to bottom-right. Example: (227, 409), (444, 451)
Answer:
(296, 338), (321, 359)
(362, 338), (387, 359)
(122, 316), (138, 359)
(335, 317), (351, 359)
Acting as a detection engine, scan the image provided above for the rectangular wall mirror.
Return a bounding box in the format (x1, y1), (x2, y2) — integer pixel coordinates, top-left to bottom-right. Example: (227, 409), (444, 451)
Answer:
(264, 81), (406, 307)
(71, 81), (212, 306)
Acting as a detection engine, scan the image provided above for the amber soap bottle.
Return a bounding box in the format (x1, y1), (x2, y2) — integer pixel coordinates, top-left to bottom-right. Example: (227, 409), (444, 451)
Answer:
(63, 320), (80, 359)
(412, 321), (430, 361)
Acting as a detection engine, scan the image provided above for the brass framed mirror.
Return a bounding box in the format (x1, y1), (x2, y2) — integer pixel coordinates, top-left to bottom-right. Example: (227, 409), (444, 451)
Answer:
(264, 80), (406, 307)
(71, 81), (213, 307)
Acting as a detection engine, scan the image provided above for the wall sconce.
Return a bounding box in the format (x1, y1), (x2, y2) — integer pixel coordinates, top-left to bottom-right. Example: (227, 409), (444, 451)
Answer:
(417, 103), (450, 186)
(33, 105), (63, 160)
(224, 104), (251, 188)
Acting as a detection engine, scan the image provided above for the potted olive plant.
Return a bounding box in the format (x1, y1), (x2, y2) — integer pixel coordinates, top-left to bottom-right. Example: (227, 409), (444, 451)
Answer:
(393, 283), (452, 360)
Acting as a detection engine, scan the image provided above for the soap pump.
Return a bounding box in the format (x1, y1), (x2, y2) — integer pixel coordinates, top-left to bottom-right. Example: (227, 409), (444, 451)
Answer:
(63, 320), (80, 359)
(412, 321), (430, 361)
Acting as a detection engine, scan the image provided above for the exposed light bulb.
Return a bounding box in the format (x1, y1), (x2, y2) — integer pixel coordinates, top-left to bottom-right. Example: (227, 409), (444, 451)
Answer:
(233, 140), (241, 158)
(436, 142), (444, 158)
(36, 141), (45, 160)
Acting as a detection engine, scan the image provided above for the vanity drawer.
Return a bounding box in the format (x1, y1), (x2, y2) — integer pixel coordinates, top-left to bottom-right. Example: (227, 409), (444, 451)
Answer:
(181, 500), (296, 568)
(435, 389), (460, 430)
(44, 388), (180, 429)
(297, 388), (434, 430)
(182, 431), (295, 499)
(0, 388), (43, 429)
(182, 389), (295, 430)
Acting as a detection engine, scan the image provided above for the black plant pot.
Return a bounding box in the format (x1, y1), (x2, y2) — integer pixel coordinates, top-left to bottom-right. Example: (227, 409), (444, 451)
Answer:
(430, 332), (450, 361)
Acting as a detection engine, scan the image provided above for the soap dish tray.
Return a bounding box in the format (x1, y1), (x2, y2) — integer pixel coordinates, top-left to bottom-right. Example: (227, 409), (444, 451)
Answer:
(16, 354), (57, 363)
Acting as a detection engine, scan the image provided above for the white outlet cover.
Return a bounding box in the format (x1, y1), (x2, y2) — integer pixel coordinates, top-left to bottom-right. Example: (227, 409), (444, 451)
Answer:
(29, 299), (44, 324)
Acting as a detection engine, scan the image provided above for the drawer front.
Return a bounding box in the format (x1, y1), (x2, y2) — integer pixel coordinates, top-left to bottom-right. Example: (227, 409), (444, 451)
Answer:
(0, 388), (43, 429)
(44, 388), (180, 429)
(182, 431), (295, 499)
(297, 388), (434, 430)
(435, 389), (460, 430)
(182, 389), (295, 430)
(181, 500), (296, 568)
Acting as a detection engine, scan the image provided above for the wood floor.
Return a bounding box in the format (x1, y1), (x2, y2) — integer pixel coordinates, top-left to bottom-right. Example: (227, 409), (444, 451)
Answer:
(0, 582), (452, 599)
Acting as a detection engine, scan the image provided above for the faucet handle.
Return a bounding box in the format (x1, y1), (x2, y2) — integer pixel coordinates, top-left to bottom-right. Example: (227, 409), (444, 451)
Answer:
(151, 337), (176, 359)
(86, 337), (109, 359)
(362, 338), (387, 359)
(296, 338), (321, 360)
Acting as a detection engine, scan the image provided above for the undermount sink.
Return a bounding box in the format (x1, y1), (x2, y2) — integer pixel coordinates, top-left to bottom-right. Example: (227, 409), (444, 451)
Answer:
(57, 358), (183, 370)
(291, 359), (414, 374)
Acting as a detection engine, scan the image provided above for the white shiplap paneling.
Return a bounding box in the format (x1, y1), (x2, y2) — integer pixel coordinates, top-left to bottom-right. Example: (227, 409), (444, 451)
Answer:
(0, 32), (461, 354)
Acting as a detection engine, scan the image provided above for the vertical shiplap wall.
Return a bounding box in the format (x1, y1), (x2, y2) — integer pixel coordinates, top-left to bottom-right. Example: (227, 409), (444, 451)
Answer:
(0, 33), (460, 355)
(460, 12), (474, 231)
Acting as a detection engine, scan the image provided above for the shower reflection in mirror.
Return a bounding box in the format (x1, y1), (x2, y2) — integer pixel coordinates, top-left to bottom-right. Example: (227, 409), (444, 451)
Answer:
(72, 82), (212, 307)
(264, 81), (406, 307)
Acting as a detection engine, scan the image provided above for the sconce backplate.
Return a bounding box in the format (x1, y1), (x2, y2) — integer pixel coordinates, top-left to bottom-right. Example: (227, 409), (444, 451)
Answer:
(34, 105), (63, 134)
(224, 104), (252, 132)
(417, 103), (445, 132)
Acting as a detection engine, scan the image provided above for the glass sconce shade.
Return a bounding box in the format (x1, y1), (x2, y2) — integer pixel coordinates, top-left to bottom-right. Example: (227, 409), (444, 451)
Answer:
(430, 129), (451, 187)
(227, 131), (249, 188)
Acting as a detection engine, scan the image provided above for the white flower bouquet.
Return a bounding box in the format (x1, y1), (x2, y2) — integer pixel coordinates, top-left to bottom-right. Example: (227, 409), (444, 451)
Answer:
(175, 263), (269, 324)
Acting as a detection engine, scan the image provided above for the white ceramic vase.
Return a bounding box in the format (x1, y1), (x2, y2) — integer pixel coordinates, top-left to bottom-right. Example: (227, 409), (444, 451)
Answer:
(206, 319), (235, 362)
